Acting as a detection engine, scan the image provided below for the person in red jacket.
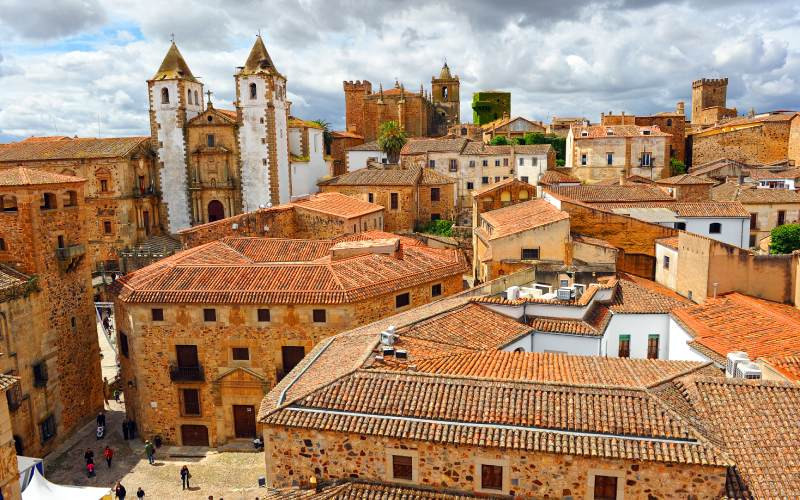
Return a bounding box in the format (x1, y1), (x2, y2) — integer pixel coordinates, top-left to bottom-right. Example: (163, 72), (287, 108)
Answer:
(103, 446), (113, 467)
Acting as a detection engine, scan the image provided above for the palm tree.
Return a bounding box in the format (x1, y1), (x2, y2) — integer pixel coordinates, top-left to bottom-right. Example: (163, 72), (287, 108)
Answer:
(311, 119), (332, 155)
(378, 120), (407, 164)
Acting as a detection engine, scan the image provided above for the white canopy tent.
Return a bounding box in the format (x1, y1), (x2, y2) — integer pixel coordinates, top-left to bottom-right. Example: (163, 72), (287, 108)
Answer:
(21, 468), (111, 500)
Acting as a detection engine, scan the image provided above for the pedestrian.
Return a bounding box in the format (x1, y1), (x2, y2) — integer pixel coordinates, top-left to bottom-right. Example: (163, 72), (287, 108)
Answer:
(114, 482), (126, 499)
(136, 487), (145, 499)
(180, 465), (191, 490)
(84, 448), (94, 465)
(86, 461), (95, 478)
(103, 377), (110, 407)
(144, 440), (155, 465)
(114, 389), (121, 403)
(97, 410), (106, 428)
(104, 445), (113, 467)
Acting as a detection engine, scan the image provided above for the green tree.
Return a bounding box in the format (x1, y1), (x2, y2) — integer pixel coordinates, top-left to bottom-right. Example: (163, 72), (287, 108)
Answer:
(670, 157), (687, 175)
(377, 120), (407, 163)
(489, 135), (509, 145)
(311, 119), (333, 155)
(522, 132), (566, 162)
(770, 223), (800, 254)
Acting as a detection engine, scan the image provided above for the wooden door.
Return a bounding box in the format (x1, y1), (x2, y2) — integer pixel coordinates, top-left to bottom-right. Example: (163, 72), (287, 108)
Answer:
(180, 425), (209, 446)
(233, 405), (256, 438)
(175, 345), (198, 368)
(208, 200), (225, 222)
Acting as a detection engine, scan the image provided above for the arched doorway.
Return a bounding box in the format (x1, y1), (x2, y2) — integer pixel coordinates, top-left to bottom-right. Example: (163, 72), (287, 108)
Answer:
(207, 200), (225, 222)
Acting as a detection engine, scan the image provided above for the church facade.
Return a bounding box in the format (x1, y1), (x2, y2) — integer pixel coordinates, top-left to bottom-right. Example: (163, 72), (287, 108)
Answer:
(149, 37), (319, 233)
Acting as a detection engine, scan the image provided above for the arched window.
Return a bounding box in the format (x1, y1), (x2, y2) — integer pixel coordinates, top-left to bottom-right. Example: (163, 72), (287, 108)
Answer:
(187, 89), (193, 104)
(709, 222), (722, 234)
(0, 237), (6, 251)
(666, 118), (673, 127)
(500, 191), (511, 206)
(41, 192), (57, 210)
(249, 83), (257, 100)
(194, 90), (199, 105)
(0, 194), (17, 212)
(62, 190), (78, 207)
(161, 87), (169, 104)
(208, 200), (225, 222)
(442, 86), (448, 99)
(519, 189), (529, 200)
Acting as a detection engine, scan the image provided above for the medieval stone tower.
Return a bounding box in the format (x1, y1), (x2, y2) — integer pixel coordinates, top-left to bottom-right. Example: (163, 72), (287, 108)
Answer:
(431, 62), (460, 135)
(343, 80), (373, 137)
(235, 35), (290, 208)
(148, 42), (204, 233)
(691, 78), (728, 123)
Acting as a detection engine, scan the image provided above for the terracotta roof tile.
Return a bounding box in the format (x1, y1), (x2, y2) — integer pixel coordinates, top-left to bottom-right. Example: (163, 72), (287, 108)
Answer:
(656, 174), (715, 185)
(656, 236), (679, 249)
(291, 192), (383, 218)
(471, 177), (531, 197)
(478, 199), (568, 240)
(0, 264), (30, 294)
(400, 138), (467, 155)
(512, 144), (553, 155)
(0, 136), (149, 162)
(547, 184), (674, 202)
(345, 140), (380, 151)
(610, 275), (690, 313)
(571, 124), (671, 138)
(712, 182), (800, 204)
(672, 293), (800, 380)
(747, 167), (800, 181)
(591, 200), (751, 218)
(572, 234), (616, 249)
(265, 481), (481, 499)
(0, 166), (84, 186)
(318, 165), (454, 187)
(539, 170), (580, 185)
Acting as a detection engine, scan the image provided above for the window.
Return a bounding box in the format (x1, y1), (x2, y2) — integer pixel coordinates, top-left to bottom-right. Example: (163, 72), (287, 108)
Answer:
(519, 189), (529, 200)
(494, 159), (500, 167)
(663, 255), (670, 269)
(395, 292), (410, 309)
(257, 308), (270, 322)
(429, 159), (436, 168)
(161, 87), (169, 104)
(461, 127), (467, 136)
(494, 176), (500, 183)
(0, 238), (5, 251)
(232, 347), (250, 361)
(194, 90), (199, 105)
(40, 192), (56, 210)
(430, 188), (440, 202)
(181, 389), (201, 416)
(642, 130), (651, 136)
(57, 235), (65, 249)
(778, 210), (786, 226)
(750, 213), (758, 230)
(207, 134), (215, 147)
(120, 332), (129, 358)
(480, 464), (503, 491)
(482, 159), (488, 167)
(532, 157), (538, 166)
(593, 475), (619, 500)
(33, 362), (48, 387)
(580, 153), (587, 166)
(63, 190), (78, 207)
(312, 309), (326, 323)
(666, 118), (673, 127)
(521, 248), (540, 260)
(203, 308), (216, 322)
(249, 83), (257, 99)
(187, 89), (193, 104)
(481, 176), (489, 185)
(581, 130), (588, 137)
(392, 455), (413, 481)
(675, 222), (686, 230)
(368, 193), (374, 203)
(606, 153), (613, 165)
(449, 159), (457, 172)
(468, 160), (475, 168)
(466, 181), (474, 190)
(40, 415), (56, 443)
(503, 158), (509, 167)
(100, 179), (109, 192)
(431, 213), (440, 220)
(519, 157), (524, 166)
(647, 334), (660, 359)
(431, 283), (442, 297)
(618, 335), (630, 358)
(709, 222), (722, 234)
(390, 193), (399, 210)
(151, 308), (164, 321)
(103, 220), (112, 234)
(641, 152), (652, 167)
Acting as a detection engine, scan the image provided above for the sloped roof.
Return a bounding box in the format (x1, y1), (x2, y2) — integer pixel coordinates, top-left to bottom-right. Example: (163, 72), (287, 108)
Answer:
(656, 174), (715, 185)
(319, 165), (454, 187)
(151, 42), (197, 81)
(265, 481), (481, 499)
(0, 374), (19, 392)
(241, 35), (278, 76)
(291, 192), (383, 218)
(345, 139), (380, 152)
(610, 274), (690, 313)
(592, 201), (751, 218)
(472, 177), (532, 197)
(114, 233), (467, 305)
(513, 144), (553, 154)
(0, 137), (150, 162)
(712, 182), (800, 204)
(0, 166), (84, 186)
(0, 264), (31, 295)
(539, 170), (580, 185)
(400, 138), (467, 155)
(747, 167), (800, 181)
(547, 184), (674, 203)
(571, 124), (671, 138)
(478, 199), (569, 240)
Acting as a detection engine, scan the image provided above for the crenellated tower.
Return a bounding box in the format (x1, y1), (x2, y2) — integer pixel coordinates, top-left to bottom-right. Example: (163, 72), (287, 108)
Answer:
(147, 42), (204, 232)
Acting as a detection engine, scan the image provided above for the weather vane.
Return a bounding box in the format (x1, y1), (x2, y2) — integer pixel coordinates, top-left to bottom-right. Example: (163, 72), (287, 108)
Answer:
(170, 33), (175, 43)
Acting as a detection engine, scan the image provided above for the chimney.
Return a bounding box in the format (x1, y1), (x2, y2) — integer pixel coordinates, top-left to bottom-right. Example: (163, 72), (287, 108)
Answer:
(676, 101), (685, 115)
(330, 237), (402, 260)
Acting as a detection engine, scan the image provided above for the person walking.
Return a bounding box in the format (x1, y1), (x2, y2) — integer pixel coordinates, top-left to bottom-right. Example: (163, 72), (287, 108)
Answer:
(144, 440), (155, 465)
(84, 448), (94, 465)
(136, 487), (145, 498)
(114, 482), (126, 499)
(97, 411), (106, 428)
(180, 465), (191, 490)
(86, 461), (95, 478)
(104, 446), (113, 467)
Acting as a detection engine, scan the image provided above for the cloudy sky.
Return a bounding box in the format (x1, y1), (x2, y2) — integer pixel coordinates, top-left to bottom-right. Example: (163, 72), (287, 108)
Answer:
(1, 0), (799, 142)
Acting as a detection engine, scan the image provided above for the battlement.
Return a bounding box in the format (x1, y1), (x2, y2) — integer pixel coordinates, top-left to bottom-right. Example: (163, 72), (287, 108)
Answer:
(343, 80), (373, 92)
(692, 78), (728, 88)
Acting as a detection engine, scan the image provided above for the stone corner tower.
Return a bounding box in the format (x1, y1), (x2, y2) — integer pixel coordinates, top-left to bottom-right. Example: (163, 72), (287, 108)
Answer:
(691, 77), (728, 123)
(235, 35), (290, 208)
(431, 62), (460, 134)
(148, 42), (204, 232)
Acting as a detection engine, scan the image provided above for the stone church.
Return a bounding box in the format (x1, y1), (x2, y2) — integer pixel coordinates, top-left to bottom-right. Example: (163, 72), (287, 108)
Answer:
(149, 37), (305, 233)
(343, 63), (460, 142)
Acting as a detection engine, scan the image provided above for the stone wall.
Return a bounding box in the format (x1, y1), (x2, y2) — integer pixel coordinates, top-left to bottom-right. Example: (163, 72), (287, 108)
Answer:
(116, 273), (463, 446)
(569, 135), (669, 183)
(263, 427), (727, 498)
(178, 206), (297, 248)
(318, 184), (415, 232)
(691, 119), (798, 166)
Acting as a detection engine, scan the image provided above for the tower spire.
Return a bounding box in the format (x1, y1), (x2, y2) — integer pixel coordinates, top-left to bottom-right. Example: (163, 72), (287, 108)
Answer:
(241, 34), (277, 75)
(152, 41), (197, 81)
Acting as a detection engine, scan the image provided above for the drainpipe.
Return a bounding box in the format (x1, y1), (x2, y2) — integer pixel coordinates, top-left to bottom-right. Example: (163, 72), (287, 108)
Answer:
(712, 282), (718, 299)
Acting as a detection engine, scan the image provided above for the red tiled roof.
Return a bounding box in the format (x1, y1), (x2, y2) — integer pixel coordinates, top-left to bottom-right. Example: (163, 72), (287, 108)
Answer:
(672, 293), (800, 378)
(547, 184), (674, 202)
(115, 235), (467, 305)
(400, 138), (467, 155)
(656, 236), (679, 250)
(319, 165), (453, 187)
(539, 170), (580, 185)
(712, 182), (800, 204)
(610, 275), (690, 313)
(656, 174), (715, 185)
(471, 177), (532, 197)
(0, 136), (149, 162)
(478, 199), (568, 240)
(291, 192), (383, 218)
(571, 124), (671, 138)
(591, 201), (751, 218)
(0, 166), (85, 186)
(331, 130), (364, 140)
(747, 167), (800, 180)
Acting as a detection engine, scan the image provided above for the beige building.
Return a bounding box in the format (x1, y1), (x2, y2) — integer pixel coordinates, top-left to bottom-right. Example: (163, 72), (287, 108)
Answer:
(113, 232), (467, 447)
(565, 124), (671, 183)
(712, 181), (800, 247)
(473, 199), (569, 282)
(481, 115), (546, 142)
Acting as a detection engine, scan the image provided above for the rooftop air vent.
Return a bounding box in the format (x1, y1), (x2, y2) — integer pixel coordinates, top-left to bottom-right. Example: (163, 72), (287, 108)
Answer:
(735, 361), (762, 380)
(380, 330), (397, 346)
(395, 349), (408, 360)
(726, 351), (750, 378)
(382, 347), (395, 357)
(556, 287), (575, 301)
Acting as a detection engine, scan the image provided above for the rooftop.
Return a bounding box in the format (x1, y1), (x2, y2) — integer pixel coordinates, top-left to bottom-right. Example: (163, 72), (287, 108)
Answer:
(712, 182), (800, 204)
(400, 138), (467, 155)
(0, 136), (150, 162)
(478, 199), (569, 240)
(599, 201), (751, 218)
(472, 177), (532, 197)
(318, 165), (453, 187)
(291, 192), (383, 218)
(546, 184), (674, 203)
(0, 166), (85, 186)
(538, 170), (580, 185)
(345, 139), (380, 152)
(656, 174), (715, 185)
(747, 166), (800, 180)
(114, 232), (467, 305)
(571, 124), (671, 138)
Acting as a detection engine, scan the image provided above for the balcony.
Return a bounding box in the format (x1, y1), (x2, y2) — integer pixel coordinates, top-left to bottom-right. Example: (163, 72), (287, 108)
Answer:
(133, 186), (157, 198)
(56, 244), (86, 261)
(169, 365), (204, 382)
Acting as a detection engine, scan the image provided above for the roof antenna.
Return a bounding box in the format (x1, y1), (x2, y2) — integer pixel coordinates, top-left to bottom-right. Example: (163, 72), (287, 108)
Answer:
(257, 28), (262, 37)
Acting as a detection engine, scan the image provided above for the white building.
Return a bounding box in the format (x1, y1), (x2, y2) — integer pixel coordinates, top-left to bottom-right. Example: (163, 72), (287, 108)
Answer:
(346, 140), (387, 171)
(288, 118), (329, 199)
